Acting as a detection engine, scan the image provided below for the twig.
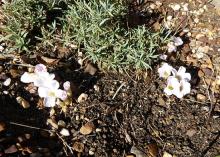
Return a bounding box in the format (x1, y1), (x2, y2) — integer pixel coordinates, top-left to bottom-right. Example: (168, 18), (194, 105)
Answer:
(9, 121), (53, 132)
(112, 82), (126, 100)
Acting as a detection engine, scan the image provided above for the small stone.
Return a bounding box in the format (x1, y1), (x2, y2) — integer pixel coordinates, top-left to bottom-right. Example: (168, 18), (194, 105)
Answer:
(3, 78), (11, 86)
(0, 45), (4, 52)
(158, 97), (166, 106)
(77, 93), (88, 103)
(60, 128), (70, 136)
(25, 133), (31, 140)
(95, 128), (102, 132)
(194, 18), (199, 23)
(89, 148), (95, 155)
(94, 85), (100, 91)
(163, 152), (173, 157)
(186, 129), (197, 137)
(171, 4), (181, 11)
(58, 120), (66, 127)
(196, 94), (206, 102)
(126, 155), (135, 157)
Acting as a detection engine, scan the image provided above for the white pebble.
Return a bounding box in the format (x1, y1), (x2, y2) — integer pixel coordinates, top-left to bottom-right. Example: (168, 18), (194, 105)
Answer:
(3, 78), (11, 86)
(171, 4), (181, 11)
(60, 128), (70, 136)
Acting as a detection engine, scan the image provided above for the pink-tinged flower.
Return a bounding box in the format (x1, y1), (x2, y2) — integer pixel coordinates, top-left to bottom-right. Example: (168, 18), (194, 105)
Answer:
(173, 37), (183, 46)
(63, 81), (70, 91)
(171, 66), (191, 81)
(167, 42), (177, 53)
(38, 80), (67, 107)
(158, 63), (174, 79)
(34, 64), (47, 73)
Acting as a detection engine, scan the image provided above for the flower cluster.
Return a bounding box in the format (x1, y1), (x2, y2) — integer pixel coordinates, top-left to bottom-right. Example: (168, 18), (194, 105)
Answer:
(158, 63), (191, 98)
(167, 36), (183, 53)
(20, 64), (71, 107)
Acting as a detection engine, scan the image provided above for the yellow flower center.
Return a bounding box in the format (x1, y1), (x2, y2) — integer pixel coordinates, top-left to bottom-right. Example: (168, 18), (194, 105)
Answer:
(168, 85), (174, 90)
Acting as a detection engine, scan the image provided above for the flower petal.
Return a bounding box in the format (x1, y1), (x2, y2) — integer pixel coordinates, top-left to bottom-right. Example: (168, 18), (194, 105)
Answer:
(38, 87), (49, 98)
(20, 72), (37, 83)
(44, 97), (56, 107)
(178, 66), (186, 74)
(173, 37), (183, 46)
(55, 89), (67, 100)
(167, 42), (177, 53)
(63, 81), (70, 91)
(35, 64), (47, 73)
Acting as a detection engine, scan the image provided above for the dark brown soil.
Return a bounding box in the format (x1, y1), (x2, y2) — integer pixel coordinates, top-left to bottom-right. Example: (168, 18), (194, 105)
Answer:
(0, 0), (220, 157)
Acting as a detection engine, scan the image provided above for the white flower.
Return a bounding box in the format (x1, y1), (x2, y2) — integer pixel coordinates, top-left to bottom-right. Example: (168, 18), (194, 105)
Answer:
(164, 77), (180, 96)
(159, 54), (168, 60)
(175, 79), (191, 98)
(38, 80), (67, 107)
(20, 71), (55, 88)
(167, 42), (177, 53)
(171, 66), (191, 81)
(167, 37), (183, 53)
(158, 63), (174, 79)
(164, 76), (191, 98)
(173, 37), (183, 46)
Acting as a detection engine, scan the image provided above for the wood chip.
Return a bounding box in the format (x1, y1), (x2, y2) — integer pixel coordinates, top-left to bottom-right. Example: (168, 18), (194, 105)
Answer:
(73, 141), (84, 152)
(16, 97), (30, 109)
(80, 122), (95, 135)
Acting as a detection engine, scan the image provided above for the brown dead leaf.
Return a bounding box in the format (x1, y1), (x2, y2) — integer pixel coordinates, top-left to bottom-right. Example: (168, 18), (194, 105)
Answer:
(9, 69), (20, 78)
(73, 141), (84, 152)
(0, 121), (6, 132)
(84, 63), (97, 75)
(36, 55), (60, 66)
(57, 46), (70, 58)
(16, 97), (30, 109)
(80, 122), (95, 135)
(47, 118), (58, 129)
(147, 143), (158, 157)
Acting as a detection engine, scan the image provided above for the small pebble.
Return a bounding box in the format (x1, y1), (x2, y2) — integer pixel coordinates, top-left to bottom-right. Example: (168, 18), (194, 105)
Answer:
(77, 93), (88, 103)
(60, 128), (70, 136)
(58, 120), (66, 127)
(3, 78), (11, 86)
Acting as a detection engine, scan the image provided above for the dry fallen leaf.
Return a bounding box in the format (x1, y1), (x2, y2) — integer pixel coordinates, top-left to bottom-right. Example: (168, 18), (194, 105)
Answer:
(16, 97), (30, 109)
(0, 121), (6, 132)
(47, 118), (58, 129)
(80, 122), (95, 135)
(73, 141), (84, 152)
(36, 55), (60, 66)
(84, 63), (97, 75)
(147, 143), (158, 157)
